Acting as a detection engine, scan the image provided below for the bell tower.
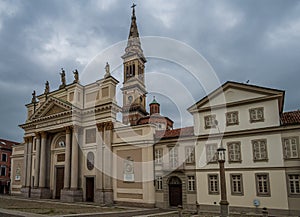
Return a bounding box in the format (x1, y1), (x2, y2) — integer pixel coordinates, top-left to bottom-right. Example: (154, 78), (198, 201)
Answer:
(121, 4), (148, 125)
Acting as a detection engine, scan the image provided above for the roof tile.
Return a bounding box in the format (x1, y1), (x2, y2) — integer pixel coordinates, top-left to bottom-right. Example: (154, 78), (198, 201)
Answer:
(281, 110), (300, 125)
(155, 126), (194, 139)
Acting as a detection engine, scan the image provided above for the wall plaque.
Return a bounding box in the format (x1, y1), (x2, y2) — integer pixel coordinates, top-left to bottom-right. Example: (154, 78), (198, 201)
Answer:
(57, 154), (65, 162)
(123, 157), (134, 182)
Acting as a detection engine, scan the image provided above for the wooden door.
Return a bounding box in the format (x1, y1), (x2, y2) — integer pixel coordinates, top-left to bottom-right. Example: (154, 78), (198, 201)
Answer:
(86, 177), (94, 202)
(169, 184), (182, 206)
(55, 167), (64, 199)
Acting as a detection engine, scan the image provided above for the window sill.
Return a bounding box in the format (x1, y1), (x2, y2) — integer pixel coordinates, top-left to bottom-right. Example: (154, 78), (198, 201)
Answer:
(250, 119), (265, 123)
(288, 194), (300, 198)
(228, 160), (242, 164)
(208, 192), (220, 195)
(207, 161), (218, 164)
(284, 158), (300, 161)
(226, 122), (239, 126)
(231, 193), (244, 196)
(253, 159), (269, 162)
(185, 162), (195, 165)
(256, 194), (271, 197)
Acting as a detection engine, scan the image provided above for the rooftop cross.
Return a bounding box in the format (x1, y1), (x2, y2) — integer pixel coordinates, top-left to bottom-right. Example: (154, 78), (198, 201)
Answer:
(131, 3), (136, 16)
(131, 3), (136, 9)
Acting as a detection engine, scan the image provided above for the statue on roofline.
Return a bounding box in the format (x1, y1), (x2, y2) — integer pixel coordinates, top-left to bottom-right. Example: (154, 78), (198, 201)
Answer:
(73, 69), (79, 83)
(59, 68), (66, 89)
(104, 62), (111, 78)
(44, 81), (50, 95)
(31, 90), (37, 103)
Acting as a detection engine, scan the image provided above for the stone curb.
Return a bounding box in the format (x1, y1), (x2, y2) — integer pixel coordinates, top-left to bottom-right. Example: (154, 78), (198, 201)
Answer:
(132, 211), (177, 217)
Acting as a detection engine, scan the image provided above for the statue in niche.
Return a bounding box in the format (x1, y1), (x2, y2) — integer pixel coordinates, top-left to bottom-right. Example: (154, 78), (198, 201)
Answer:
(59, 68), (66, 88)
(44, 81), (50, 95)
(104, 62), (111, 78)
(31, 90), (37, 103)
(73, 69), (79, 83)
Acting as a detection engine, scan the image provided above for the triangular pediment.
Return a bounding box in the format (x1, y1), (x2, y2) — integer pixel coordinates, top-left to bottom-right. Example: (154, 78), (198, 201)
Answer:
(188, 81), (284, 113)
(44, 104), (66, 116)
(30, 97), (73, 120)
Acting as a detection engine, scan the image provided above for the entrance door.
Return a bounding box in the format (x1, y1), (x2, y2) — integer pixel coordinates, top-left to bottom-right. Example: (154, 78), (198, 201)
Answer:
(169, 176), (182, 206)
(86, 177), (94, 202)
(55, 167), (64, 199)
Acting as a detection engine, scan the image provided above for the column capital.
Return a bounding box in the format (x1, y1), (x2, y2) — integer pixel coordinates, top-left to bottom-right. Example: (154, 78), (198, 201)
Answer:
(65, 126), (72, 134)
(35, 132), (41, 139)
(23, 137), (28, 143)
(105, 121), (114, 131)
(24, 136), (33, 143)
(97, 121), (114, 132)
(97, 122), (105, 132)
(71, 125), (82, 134)
(40, 131), (47, 139)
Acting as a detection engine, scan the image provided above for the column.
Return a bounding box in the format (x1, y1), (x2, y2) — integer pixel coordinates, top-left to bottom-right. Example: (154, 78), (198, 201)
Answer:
(95, 123), (104, 203)
(26, 137), (33, 187)
(34, 133), (41, 188)
(22, 138), (28, 187)
(96, 121), (114, 204)
(103, 122), (113, 190)
(64, 126), (71, 189)
(70, 126), (79, 189)
(96, 123), (105, 191)
(39, 132), (47, 188)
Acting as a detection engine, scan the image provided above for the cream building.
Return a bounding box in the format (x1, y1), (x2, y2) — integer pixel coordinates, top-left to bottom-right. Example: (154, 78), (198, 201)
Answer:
(188, 82), (300, 215)
(11, 5), (300, 215)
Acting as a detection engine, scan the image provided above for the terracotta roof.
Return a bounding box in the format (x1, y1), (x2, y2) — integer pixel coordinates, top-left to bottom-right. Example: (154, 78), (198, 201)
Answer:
(0, 138), (19, 149)
(281, 110), (300, 125)
(155, 126), (194, 139)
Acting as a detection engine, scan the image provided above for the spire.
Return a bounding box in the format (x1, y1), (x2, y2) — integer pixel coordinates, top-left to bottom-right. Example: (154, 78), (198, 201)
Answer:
(122, 3), (146, 62)
(129, 3), (139, 39)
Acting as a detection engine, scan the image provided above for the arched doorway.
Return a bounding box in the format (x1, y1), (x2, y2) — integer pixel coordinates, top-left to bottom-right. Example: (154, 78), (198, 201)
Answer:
(168, 176), (182, 207)
(50, 133), (66, 199)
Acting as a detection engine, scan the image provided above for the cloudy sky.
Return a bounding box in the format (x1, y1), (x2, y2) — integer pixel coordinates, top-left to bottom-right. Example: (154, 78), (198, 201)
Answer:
(1, 0), (300, 142)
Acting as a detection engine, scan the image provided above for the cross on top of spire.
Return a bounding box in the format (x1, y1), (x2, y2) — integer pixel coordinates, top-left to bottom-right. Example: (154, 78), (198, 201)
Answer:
(131, 3), (136, 17)
(131, 3), (136, 9)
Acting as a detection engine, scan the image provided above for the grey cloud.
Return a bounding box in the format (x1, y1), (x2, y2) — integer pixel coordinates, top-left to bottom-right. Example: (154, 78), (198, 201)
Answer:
(0, 0), (299, 141)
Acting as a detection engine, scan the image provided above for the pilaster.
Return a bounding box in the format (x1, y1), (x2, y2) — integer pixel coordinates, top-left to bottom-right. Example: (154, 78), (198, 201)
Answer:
(21, 137), (30, 198)
(33, 133), (41, 188)
(62, 125), (83, 202)
(26, 136), (33, 188)
(39, 131), (47, 188)
(64, 126), (71, 189)
(95, 121), (114, 204)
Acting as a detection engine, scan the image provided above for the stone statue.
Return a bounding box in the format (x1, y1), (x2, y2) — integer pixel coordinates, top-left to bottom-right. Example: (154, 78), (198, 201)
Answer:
(104, 62), (110, 78)
(44, 81), (50, 95)
(59, 68), (66, 88)
(31, 90), (37, 103)
(73, 69), (79, 83)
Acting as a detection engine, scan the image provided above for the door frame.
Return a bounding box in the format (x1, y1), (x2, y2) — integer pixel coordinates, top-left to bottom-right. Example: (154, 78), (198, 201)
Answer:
(168, 176), (182, 207)
(85, 176), (95, 202)
(54, 166), (64, 199)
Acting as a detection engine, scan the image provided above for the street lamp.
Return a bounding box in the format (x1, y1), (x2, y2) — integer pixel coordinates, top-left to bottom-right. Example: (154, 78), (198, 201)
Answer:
(214, 120), (229, 217)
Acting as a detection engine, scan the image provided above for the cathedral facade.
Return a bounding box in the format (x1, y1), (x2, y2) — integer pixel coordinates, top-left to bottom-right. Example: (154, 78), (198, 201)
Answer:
(11, 6), (300, 215)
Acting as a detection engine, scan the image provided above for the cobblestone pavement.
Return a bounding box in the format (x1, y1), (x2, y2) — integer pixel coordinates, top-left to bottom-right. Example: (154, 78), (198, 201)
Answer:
(0, 195), (172, 217)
